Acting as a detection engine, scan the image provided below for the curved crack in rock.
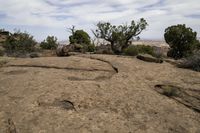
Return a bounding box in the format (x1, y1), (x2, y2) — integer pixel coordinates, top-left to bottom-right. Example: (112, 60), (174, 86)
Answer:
(89, 57), (118, 73)
(67, 55), (119, 81)
(4, 56), (119, 81)
(38, 98), (76, 111)
(155, 84), (200, 113)
(53, 99), (76, 111)
(74, 55), (119, 73)
(5, 65), (112, 72)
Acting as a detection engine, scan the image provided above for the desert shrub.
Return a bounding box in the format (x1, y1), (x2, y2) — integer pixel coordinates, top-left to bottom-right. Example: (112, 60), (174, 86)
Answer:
(40, 36), (58, 50)
(164, 24), (200, 59)
(124, 45), (154, 56)
(124, 45), (139, 56)
(102, 49), (113, 54)
(3, 31), (37, 54)
(179, 51), (200, 72)
(85, 44), (95, 52)
(69, 30), (91, 45)
(68, 26), (93, 52)
(73, 44), (83, 52)
(162, 86), (179, 97)
(0, 49), (4, 56)
(95, 49), (114, 55)
(137, 45), (154, 55)
(95, 44), (113, 54)
(93, 18), (148, 54)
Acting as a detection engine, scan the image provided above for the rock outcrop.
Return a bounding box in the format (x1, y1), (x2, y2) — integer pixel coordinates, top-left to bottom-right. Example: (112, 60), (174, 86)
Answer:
(56, 44), (85, 56)
(137, 54), (163, 63)
(56, 45), (74, 56)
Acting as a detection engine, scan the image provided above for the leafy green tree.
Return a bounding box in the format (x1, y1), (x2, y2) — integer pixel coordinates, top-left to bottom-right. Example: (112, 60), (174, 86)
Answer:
(3, 31), (37, 53)
(92, 18), (148, 54)
(68, 26), (91, 45)
(164, 24), (200, 59)
(40, 36), (58, 50)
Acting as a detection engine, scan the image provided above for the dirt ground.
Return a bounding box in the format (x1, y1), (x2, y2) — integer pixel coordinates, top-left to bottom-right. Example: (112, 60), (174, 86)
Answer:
(0, 54), (200, 133)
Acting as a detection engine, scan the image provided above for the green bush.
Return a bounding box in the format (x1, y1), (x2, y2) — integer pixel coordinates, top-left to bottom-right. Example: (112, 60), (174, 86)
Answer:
(124, 45), (154, 56)
(162, 86), (179, 97)
(69, 30), (91, 45)
(164, 24), (200, 59)
(40, 36), (58, 50)
(68, 27), (93, 52)
(77, 44), (95, 53)
(137, 45), (154, 55)
(179, 51), (200, 72)
(87, 44), (95, 52)
(124, 45), (139, 56)
(3, 31), (37, 54)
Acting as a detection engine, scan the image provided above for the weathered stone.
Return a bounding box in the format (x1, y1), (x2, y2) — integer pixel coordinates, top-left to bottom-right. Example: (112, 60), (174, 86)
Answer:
(56, 44), (85, 56)
(56, 45), (73, 56)
(29, 52), (40, 58)
(137, 54), (163, 63)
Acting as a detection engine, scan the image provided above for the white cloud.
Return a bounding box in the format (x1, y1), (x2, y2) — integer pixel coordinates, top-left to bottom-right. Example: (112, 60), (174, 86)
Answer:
(0, 0), (199, 41)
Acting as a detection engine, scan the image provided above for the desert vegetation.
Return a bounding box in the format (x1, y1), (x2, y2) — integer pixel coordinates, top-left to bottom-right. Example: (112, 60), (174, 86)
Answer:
(69, 26), (95, 52)
(164, 24), (200, 59)
(40, 36), (58, 50)
(1, 21), (200, 72)
(93, 18), (148, 54)
(0, 49), (4, 56)
(124, 45), (154, 56)
(69, 26), (91, 45)
(0, 19), (200, 133)
(2, 30), (37, 56)
(179, 51), (200, 72)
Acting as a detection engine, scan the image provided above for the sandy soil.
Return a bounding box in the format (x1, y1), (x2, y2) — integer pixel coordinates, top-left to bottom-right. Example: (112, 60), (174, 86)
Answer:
(0, 54), (200, 133)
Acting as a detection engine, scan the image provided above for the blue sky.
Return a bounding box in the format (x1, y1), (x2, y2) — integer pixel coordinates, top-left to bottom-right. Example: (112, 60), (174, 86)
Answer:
(0, 0), (199, 42)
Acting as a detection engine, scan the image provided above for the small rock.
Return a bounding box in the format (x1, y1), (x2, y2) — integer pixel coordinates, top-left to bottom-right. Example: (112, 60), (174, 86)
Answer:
(29, 52), (39, 58)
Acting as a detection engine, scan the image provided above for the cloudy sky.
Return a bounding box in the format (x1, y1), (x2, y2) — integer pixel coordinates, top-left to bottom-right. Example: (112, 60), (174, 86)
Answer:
(0, 0), (199, 41)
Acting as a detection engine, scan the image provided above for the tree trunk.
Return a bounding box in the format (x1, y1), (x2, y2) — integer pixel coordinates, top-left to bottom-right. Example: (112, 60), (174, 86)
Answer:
(121, 42), (129, 51)
(110, 41), (130, 54)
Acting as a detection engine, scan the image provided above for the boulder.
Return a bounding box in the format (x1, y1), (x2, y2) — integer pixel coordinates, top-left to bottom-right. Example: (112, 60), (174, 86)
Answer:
(163, 58), (181, 65)
(29, 52), (40, 58)
(56, 47), (64, 56)
(136, 54), (163, 63)
(56, 44), (90, 56)
(56, 45), (74, 56)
